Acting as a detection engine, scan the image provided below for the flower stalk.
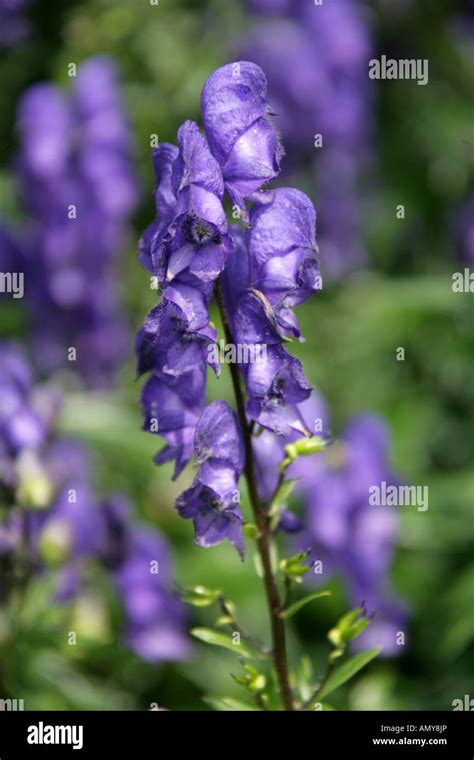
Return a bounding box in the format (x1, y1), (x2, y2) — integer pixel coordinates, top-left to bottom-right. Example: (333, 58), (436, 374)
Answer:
(215, 279), (294, 711)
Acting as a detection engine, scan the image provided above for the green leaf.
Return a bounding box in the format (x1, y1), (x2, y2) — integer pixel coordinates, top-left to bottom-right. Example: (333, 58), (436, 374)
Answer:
(280, 590), (331, 619)
(180, 585), (221, 608)
(317, 648), (381, 701)
(191, 628), (260, 659)
(203, 696), (261, 711)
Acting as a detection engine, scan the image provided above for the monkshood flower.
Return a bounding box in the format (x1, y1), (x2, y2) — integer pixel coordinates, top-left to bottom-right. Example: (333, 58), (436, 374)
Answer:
(137, 64), (285, 476)
(139, 120), (232, 289)
(135, 62), (405, 708)
(176, 401), (245, 556)
(233, 290), (312, 435)
(136, 121), (232, 396)
(246, 187), (320, 338)
(0, 0), (30, 46)
(136, 283), (219, 379)
(140, 365), (206, 480)
(201, 61), (284, 218)
(241, 0), (373, 277)
(137, 62), (317, 534)
(15, 56), (137, 387)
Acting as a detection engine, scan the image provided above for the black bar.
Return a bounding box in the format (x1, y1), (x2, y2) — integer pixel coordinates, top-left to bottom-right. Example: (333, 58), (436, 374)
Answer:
(0, 710), (472, 756)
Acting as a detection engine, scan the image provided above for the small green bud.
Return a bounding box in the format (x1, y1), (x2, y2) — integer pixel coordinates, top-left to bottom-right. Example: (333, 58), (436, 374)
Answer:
(38, 519), (73, 567)
(242, 523), (258, 540)
(180, 585), (222, 608)
(17, 475), (53, 509)
(328, 627), (343, 648)
(279, 552), (310, 581)
(215, 615), (233, 627)
(329, 647), (345, 663)
(70, 594), (110, 643)
(292, 436), (326, 456)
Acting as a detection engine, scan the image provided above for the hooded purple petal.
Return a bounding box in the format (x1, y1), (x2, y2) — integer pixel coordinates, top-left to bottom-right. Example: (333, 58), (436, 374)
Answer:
(201, 61), (283, 216)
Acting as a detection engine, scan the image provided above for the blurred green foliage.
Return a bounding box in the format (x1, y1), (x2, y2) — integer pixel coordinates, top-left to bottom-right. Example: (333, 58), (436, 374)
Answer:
(0, 0), (473, 710)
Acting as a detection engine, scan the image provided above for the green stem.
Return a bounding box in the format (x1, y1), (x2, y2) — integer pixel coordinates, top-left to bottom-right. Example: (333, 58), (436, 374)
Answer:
(218, 596), (269, 655)
(214, 280), (294, 711)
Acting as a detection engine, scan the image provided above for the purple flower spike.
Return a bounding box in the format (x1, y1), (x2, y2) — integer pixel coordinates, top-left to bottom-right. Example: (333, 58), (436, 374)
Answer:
(111, 523), (190, 662)
(176, 401), (245, 557)
(15, 57), (137, 387)
(290, 399), (408, 657)
(241, 0), (373, 278)
(201, 61), (283, 217)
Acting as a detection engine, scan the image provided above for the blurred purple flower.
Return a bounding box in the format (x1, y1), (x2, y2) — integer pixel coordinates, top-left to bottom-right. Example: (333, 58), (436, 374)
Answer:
(15, 57), (137, 387)
(241, 0), (374, 278)
(101, 496), (190, 662)
(0, 342), (188, 663)
(0, 0), (30, 47)
(0, 343), (49, 470)
(251, 388), (408, 655)
(291, 392), (408, 656)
